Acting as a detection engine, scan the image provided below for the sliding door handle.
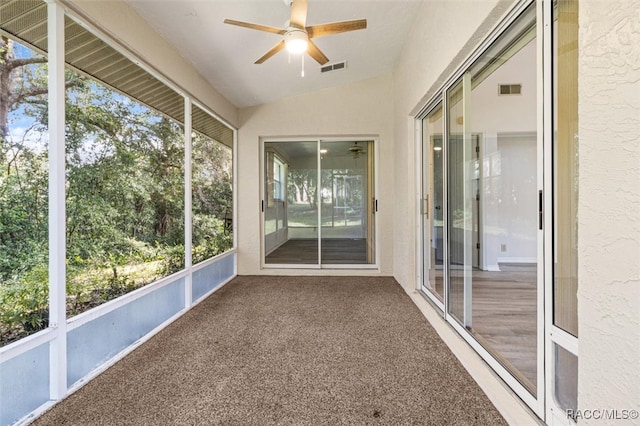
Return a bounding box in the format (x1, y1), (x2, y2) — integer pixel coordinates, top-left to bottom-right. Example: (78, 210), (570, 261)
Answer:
(538, 190), (543, 230)
(424, 195), (429, 218)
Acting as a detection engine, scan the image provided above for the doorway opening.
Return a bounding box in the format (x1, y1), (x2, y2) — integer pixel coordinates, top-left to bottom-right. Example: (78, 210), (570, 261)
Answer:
(263, 139), (376, 267)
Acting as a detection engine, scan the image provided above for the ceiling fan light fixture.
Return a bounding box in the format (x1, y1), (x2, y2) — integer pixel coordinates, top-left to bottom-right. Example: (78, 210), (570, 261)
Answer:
(224, 1), (366, 65)
(285, 29), (308, 54)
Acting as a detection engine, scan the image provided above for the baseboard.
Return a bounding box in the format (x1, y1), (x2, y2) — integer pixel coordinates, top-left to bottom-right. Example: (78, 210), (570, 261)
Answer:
(497, 257), (537, 264)
(484, 264), (501, 272)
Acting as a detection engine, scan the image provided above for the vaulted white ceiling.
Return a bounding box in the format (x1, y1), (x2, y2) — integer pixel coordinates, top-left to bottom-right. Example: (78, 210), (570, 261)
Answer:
(126, 0), (423, 108)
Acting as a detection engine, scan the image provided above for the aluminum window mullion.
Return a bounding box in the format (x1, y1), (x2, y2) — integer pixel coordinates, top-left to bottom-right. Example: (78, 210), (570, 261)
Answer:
(461, 71), (473, 329)
(259, 138), (265, 269)
(47, 0), (67, 401)
(184, 98), (193, 308)
(372, 138), (380, 270)
(442, 93), (450, 321)
(415, 119), (424, 292)
(537, 0), (551, 416)
(233, 129), (238, 253)
(317, 140), (322, 267)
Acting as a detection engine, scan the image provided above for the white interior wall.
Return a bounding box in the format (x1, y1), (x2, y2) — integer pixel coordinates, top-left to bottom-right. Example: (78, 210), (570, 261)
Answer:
(494, 134), (537, 263)
(237, 76), (394, 275)
(578, 0), (640, 420)
(65, 0), (238, 128)
(472, 39), (538, 268)
(471, 40), (537, 132)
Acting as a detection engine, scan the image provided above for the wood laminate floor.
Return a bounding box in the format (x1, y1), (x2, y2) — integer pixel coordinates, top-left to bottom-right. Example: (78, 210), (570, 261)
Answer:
(424, 265), (537, 393)
(265, 238), (369, 264)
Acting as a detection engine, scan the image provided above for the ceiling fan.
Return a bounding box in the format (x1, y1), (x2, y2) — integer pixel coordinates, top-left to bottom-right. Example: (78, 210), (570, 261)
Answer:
(223, 0), (367, 65)
(349, 142), (365, 158)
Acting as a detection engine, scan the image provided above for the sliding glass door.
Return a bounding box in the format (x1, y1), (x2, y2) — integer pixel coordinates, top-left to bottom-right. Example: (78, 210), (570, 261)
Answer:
(420, 2), (543, 412)
(421, 104), (445, 302)
(264, 141), (317, 264)
(320, 141), (375, 264)
(264, 139), (375, 267)
(448, 2), (540, 396)
(418, 0), (580, 421)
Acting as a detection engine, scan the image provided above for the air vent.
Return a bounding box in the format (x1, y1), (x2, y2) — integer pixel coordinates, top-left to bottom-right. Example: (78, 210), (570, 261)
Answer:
(321, 61), (348, 73)
(499, 84), (522, 95)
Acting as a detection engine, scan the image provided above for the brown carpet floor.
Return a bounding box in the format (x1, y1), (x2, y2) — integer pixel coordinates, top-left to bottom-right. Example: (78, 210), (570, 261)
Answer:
(33, 276), (506, 425)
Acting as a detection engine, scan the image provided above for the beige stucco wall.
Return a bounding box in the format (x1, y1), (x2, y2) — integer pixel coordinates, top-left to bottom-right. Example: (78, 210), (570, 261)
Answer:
(578, 0), (640, 421)
(64, 0), (239, 127)
(237, 76), (394, 276)
(391, 0), (510, 291)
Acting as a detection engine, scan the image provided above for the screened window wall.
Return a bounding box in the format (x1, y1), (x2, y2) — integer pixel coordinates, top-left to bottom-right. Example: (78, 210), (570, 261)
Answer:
(0, 36), (49, 348)
(0, 2), (236, 425)
(418, 0), (578, 423)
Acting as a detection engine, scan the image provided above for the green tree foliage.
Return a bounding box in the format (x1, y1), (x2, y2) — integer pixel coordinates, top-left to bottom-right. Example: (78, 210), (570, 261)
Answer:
(288, 169), (317, 209)
(192, 133), (233, 264)
(0, 39), (233, 346)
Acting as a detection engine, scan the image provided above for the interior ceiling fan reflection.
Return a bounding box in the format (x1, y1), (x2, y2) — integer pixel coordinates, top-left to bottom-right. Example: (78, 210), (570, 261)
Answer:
(223, 0), (367, 65)
(349, 142), (364, 159)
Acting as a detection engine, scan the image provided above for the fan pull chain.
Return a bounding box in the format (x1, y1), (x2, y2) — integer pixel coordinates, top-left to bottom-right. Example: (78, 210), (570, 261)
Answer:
(288, 51), (291, 64)
(301, 54), (305, 77)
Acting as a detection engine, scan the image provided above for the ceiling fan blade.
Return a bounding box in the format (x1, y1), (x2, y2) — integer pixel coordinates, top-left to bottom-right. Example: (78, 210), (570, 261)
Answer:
(306, 19), (367, 38)
(290, 0), (308, 29)
(255, 40), (286, 64)
(223, 19), (286, 35)
(306, 39), (329, 65)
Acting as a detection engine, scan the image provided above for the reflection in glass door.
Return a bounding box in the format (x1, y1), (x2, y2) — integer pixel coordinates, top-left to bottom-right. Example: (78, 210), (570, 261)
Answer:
(320, 141), (374, 264)
(264, 141), (318, 264)
(421, 105), (444, 302)
(447, 79), (469, 326)
(264, 140), (375, 266)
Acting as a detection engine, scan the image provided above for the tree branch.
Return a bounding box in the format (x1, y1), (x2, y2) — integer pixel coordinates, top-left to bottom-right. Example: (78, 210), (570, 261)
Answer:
(13, 77), (84, 104)
(14, 86), (49, 104)
(5, 57), (47, 71)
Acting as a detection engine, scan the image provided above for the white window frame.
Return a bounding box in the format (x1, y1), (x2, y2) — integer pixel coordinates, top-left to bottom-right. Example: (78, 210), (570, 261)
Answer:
(273, 156), (285, 202)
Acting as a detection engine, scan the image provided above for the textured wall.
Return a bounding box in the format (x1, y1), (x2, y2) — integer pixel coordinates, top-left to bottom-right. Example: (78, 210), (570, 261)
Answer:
(237, 76), (394, 275)
(578, 0), (640, 421)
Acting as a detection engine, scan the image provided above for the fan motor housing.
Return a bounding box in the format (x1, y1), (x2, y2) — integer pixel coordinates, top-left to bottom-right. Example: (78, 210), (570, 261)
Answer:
(284, 28), (308, 53)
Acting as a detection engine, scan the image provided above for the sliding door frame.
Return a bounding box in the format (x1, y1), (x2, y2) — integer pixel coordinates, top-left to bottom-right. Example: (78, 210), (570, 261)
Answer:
(544, 0), (579, 422)
(260, 136), (379, 270)
(416, 98), (446, 313)
(415, 0), (548, 418)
